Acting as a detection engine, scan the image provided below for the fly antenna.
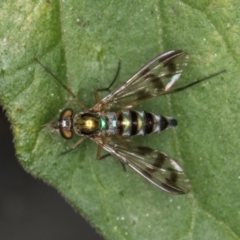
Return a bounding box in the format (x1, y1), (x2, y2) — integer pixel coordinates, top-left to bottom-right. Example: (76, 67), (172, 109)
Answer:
(34, 58), (87, 110)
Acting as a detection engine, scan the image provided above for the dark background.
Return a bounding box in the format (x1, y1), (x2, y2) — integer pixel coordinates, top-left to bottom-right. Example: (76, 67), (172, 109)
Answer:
(0, 106), (103, 240)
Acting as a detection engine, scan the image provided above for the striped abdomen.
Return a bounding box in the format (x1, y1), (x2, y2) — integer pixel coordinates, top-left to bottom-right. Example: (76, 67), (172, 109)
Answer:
(116, 110), (177, 136)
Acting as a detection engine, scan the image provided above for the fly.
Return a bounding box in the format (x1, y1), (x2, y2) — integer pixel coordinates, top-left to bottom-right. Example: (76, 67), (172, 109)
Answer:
(35, 50), (225, 194)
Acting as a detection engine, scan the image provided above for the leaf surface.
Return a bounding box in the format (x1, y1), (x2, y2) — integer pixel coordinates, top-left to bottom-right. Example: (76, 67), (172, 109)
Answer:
(0, 1), (239, 239)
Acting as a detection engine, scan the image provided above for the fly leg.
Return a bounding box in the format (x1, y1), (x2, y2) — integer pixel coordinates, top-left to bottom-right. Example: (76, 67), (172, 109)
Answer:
(96, 144), (126, 171)
(94, 61), (121, 103)
(34, 58), (88, 111)
(59, 138), (85, 155)
(96, 145), (110, 160)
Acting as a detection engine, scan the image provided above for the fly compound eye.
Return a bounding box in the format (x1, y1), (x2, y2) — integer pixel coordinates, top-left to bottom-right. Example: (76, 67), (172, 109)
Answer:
(60, 128), (73, 139)
(60, 108), (73, 119)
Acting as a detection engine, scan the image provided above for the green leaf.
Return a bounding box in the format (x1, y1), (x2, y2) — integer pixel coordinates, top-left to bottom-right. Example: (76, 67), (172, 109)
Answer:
(0, 0), (239, 239)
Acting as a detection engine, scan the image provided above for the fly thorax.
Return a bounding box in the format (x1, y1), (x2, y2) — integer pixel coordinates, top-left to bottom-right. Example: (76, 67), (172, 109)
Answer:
(73, 113), (107, 135)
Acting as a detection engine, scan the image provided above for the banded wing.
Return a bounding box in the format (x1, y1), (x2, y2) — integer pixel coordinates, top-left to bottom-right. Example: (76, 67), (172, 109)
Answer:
(92, 137), (191, 194)
(92, 50), (189, 111)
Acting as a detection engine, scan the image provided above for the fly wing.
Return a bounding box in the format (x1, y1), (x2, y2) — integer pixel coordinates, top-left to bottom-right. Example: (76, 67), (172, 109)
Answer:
(92, 136), (191, 194)
(92, 50), (189, 111)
